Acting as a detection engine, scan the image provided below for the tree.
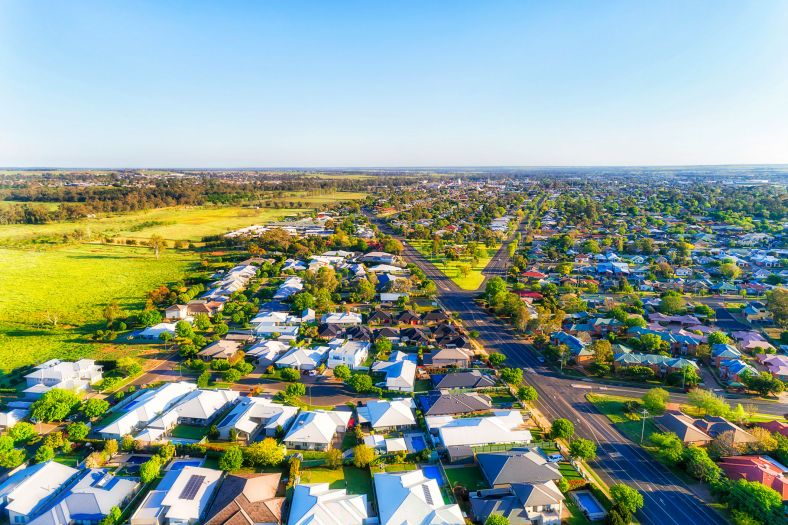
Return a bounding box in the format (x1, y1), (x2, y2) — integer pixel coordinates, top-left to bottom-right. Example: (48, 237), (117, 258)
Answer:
(104, 439), (119, 458)
(457, 263), (472, 278)
(67, 422), (90, 441)
(485, 277), (507, 304)
(589, 340), (613, 364)
(280, 368), (300, 382)
(488, 352), (506, 367)
(314, 289), (334, 311)
(148, 234), (166, 259)
(687, 388), (730, 417)
(683, 445), (722, 482)
(500, 367), (523, 385)
(31, 388), (81, 422)
(219, 446), (244, 471)
(609, 484), (644, 515)
(0, 448), (26, 469)
(193, 313), (212, 331)
(34, 445), (55, 463)
(517, 385), (538, 402)
(353, 444), (375, 468)
(569, 438), (597, 461)
(326, 448), (344, 469)
(747, 427), (778, 455)
(642, 388), (669, 415)
(550, 418), (574, 440)
(244, 438), (286, 467)
(707, 331), (731, 345)
(766, 287), (788, 328)
(556, 262), (573, 276)
(708, 430), (742, 459)
(102, 301), (123, 327)
(333, 364), (351, 381)
(348, 373), (374, 393)
(659, 295), (685, 315)
(639, 333), (669, 354)
(82, 398), (110, 419)
(214, 322), (229, 336)
(719, 262), (741, 280)
(140, 456), (162, 483)
(223, 368), (242, 383)
(740, 371), (784, 397)
(485, 516), (510, 525)
(650, 431), (684, 464)
(284, 383), (306, 399)
(291, 292), (316, 313)
(175, 320), (193, 338)
(138, 308), (162, 327)
(8, 422), (37, 442)
(100, 506), (122, 525)
(375, 338), (393, 355)
(725, 478), (784, 525)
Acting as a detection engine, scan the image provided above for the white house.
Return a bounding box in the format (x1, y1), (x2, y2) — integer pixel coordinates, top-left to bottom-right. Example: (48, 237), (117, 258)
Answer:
(273, 277), (303, 300)
(320, 312), (362, 325)
(426, 410), (532, 448)
(245, 340), (290, 366)
(139, 322), (179, 340)
(99, 382), (197, 440)
(0, 462), (79, 524)
(29, 469), (139, 525)
(216, 396), (299, 442)
(23, 359), (103, 398)
(372, 352), (417, 392)
(131, 466), (222, 525)
(282, 410), (351, 451)
(373, 470), (464, 525)
(326, 340), (370, 370)
(275, 346), (330, 371)
(357, 399), (416, 431)
(0, 408), (28, 430)
(287, 484), (368, 525)
(135, 389), (239, 443)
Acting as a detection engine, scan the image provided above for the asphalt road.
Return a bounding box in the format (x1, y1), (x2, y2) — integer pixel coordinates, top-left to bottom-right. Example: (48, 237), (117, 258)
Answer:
(369, 210), (729, 525)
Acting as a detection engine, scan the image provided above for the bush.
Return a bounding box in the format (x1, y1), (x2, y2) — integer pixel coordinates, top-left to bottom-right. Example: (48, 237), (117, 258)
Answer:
(218, 446), (244, 471)
(280, 368), (300, 382)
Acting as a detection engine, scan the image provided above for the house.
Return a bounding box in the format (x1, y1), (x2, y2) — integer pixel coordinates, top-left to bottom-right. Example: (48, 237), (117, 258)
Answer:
(426, 410), (532, 449)
(0, 462), (79, 525)
(197, 339), (243, 361)
(0, 408), (28, 430)
(245, 340), (290, 367)
(718, 359), (758, 384)
(165, 304), (189, 320)
(372, 352), (417, 392)
(396, 310), (421, 325)
(367, 310), (393, 325)
(273, 277), (303, 300)
(360, 251), (398, 265)
(203, 473), (284, 525)
(139, 322), (179, 340)
(423, 347), (474, 369)
(654, 411), (713, 445)
(432, 370), (496, 390)
(23, 359), (103, 398)
(711, 344), (742, 367)
(375, 327), (401, 343)
(549, 332), (592, 365)
(718, 456), (788, 500)
(422, 310), (449, 324)
(131, 466), (222, 525)
(693, 416), (757, 445)
(356, 399), (416, 431)
(282, 410), (351, 451)
(135, 389), (239, 443)
(216, 396), (299, 442)
(287, 484), (368, 525)
(186, 300), (223, 317)
(757, 354), (788, 381)
(470, 481), (565, 525)
(326, 340), (370, 370)
(275, 345), (330, 371)
(756, 420), (788, 437)
(373, 470), (463, 525)
(28, 469), (139, 525)
(477, 449), (561, 488)
(419, 392), (492, 417)
(99, 382), (198, 439)
(320, 312), (362, 326)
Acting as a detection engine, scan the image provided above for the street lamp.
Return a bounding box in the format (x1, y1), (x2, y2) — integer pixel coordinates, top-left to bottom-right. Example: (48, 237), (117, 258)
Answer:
(640, 408), (651, 444)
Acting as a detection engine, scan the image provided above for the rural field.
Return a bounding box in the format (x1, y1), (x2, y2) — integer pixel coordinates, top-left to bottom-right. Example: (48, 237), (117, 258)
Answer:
(408, 239), (499, 290)
(0, 191), (366, 244)
(0, 244), (197, 372)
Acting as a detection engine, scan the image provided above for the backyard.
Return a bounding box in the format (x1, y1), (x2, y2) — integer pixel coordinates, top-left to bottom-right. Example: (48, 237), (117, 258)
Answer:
(443, 465), (488, 491)
(299, 466), (373, 496)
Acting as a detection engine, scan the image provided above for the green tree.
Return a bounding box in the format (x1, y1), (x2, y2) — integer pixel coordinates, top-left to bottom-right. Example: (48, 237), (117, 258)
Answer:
(333, 364), (351, 381)
(683, 445), (722, 482)
(659, 295), (685, 315)
(707, 331), (732, 345)
(375, 338), (393, 355)
(766, 287), (788, 328)
(34, 445), (55, 463)
(67, 422), (90, 441)
(104, 439), (119, 458)
(488, 352), (507, 367)
(740, 371), (784, 397)
(148, 234), (167, 259)
(219, 446), (244, 471)
(8, 421), (37, 442)
(725, 478), (784, 525)
(31, 388), (82, 422)
(609, 484), (644, 515)
(500, 367), (523, 385)
(140, 456), (162, 483)
(223, 368), (242, 383)
(485, 277), (508, 304)
(244, 438), (285, 467)
(280, 368), (300, 382)
(326, 448), (344, 469)
(569, 438), (597, 461)
(100, 506), (122, 525)
(347, 373), (374, 393)
(650, 432), (684, 464)
(641, 388), (669, 415)
(719, 262), (741, 280)
(82, 398), (110, 419)
(517, 385), (538, 402)
(353, 444), (375, 468)
(687, 388), (730, 417)
(291, 292), (316, 313)
(485, 516), (510, 525)
(550, 418), (574, 440)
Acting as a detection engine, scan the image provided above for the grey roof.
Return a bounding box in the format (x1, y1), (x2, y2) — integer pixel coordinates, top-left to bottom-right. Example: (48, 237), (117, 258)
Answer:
(422, 392), (492, 416)
(433, 371), (496, 390)
(477, 449), (561, 486)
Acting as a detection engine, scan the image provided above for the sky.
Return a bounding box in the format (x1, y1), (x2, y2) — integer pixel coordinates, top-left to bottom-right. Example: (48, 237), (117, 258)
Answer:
(1, 1), (788, 168)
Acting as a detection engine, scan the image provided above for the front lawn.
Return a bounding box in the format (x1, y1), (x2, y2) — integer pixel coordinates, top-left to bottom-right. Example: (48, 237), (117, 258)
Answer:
(586, 393), (659, 445)
(557, 462), (583, 480)
(443, 465), (488, 491)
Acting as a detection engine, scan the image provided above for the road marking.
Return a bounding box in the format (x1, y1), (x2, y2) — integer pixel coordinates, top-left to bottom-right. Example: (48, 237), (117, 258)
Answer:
(571, 384), (593, 389)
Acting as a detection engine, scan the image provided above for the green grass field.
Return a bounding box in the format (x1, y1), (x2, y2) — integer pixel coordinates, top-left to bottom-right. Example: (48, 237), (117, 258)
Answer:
(171, 424), (209, 441)
(407, 239), (499, 290)
(300, 467), (373, 495)
(586, 393), (660, 446)
(0, 191), (366, 243)
(0, 244), (197, 372)
(443, 465), (488, 490)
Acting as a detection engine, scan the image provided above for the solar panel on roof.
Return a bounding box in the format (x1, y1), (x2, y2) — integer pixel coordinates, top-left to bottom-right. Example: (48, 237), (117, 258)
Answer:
(179, 475), (206, 500)
(422, 484), (433, 505)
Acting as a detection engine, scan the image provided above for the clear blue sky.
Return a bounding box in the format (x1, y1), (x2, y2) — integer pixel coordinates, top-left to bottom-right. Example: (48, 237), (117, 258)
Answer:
(1, 1), (787, 167)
